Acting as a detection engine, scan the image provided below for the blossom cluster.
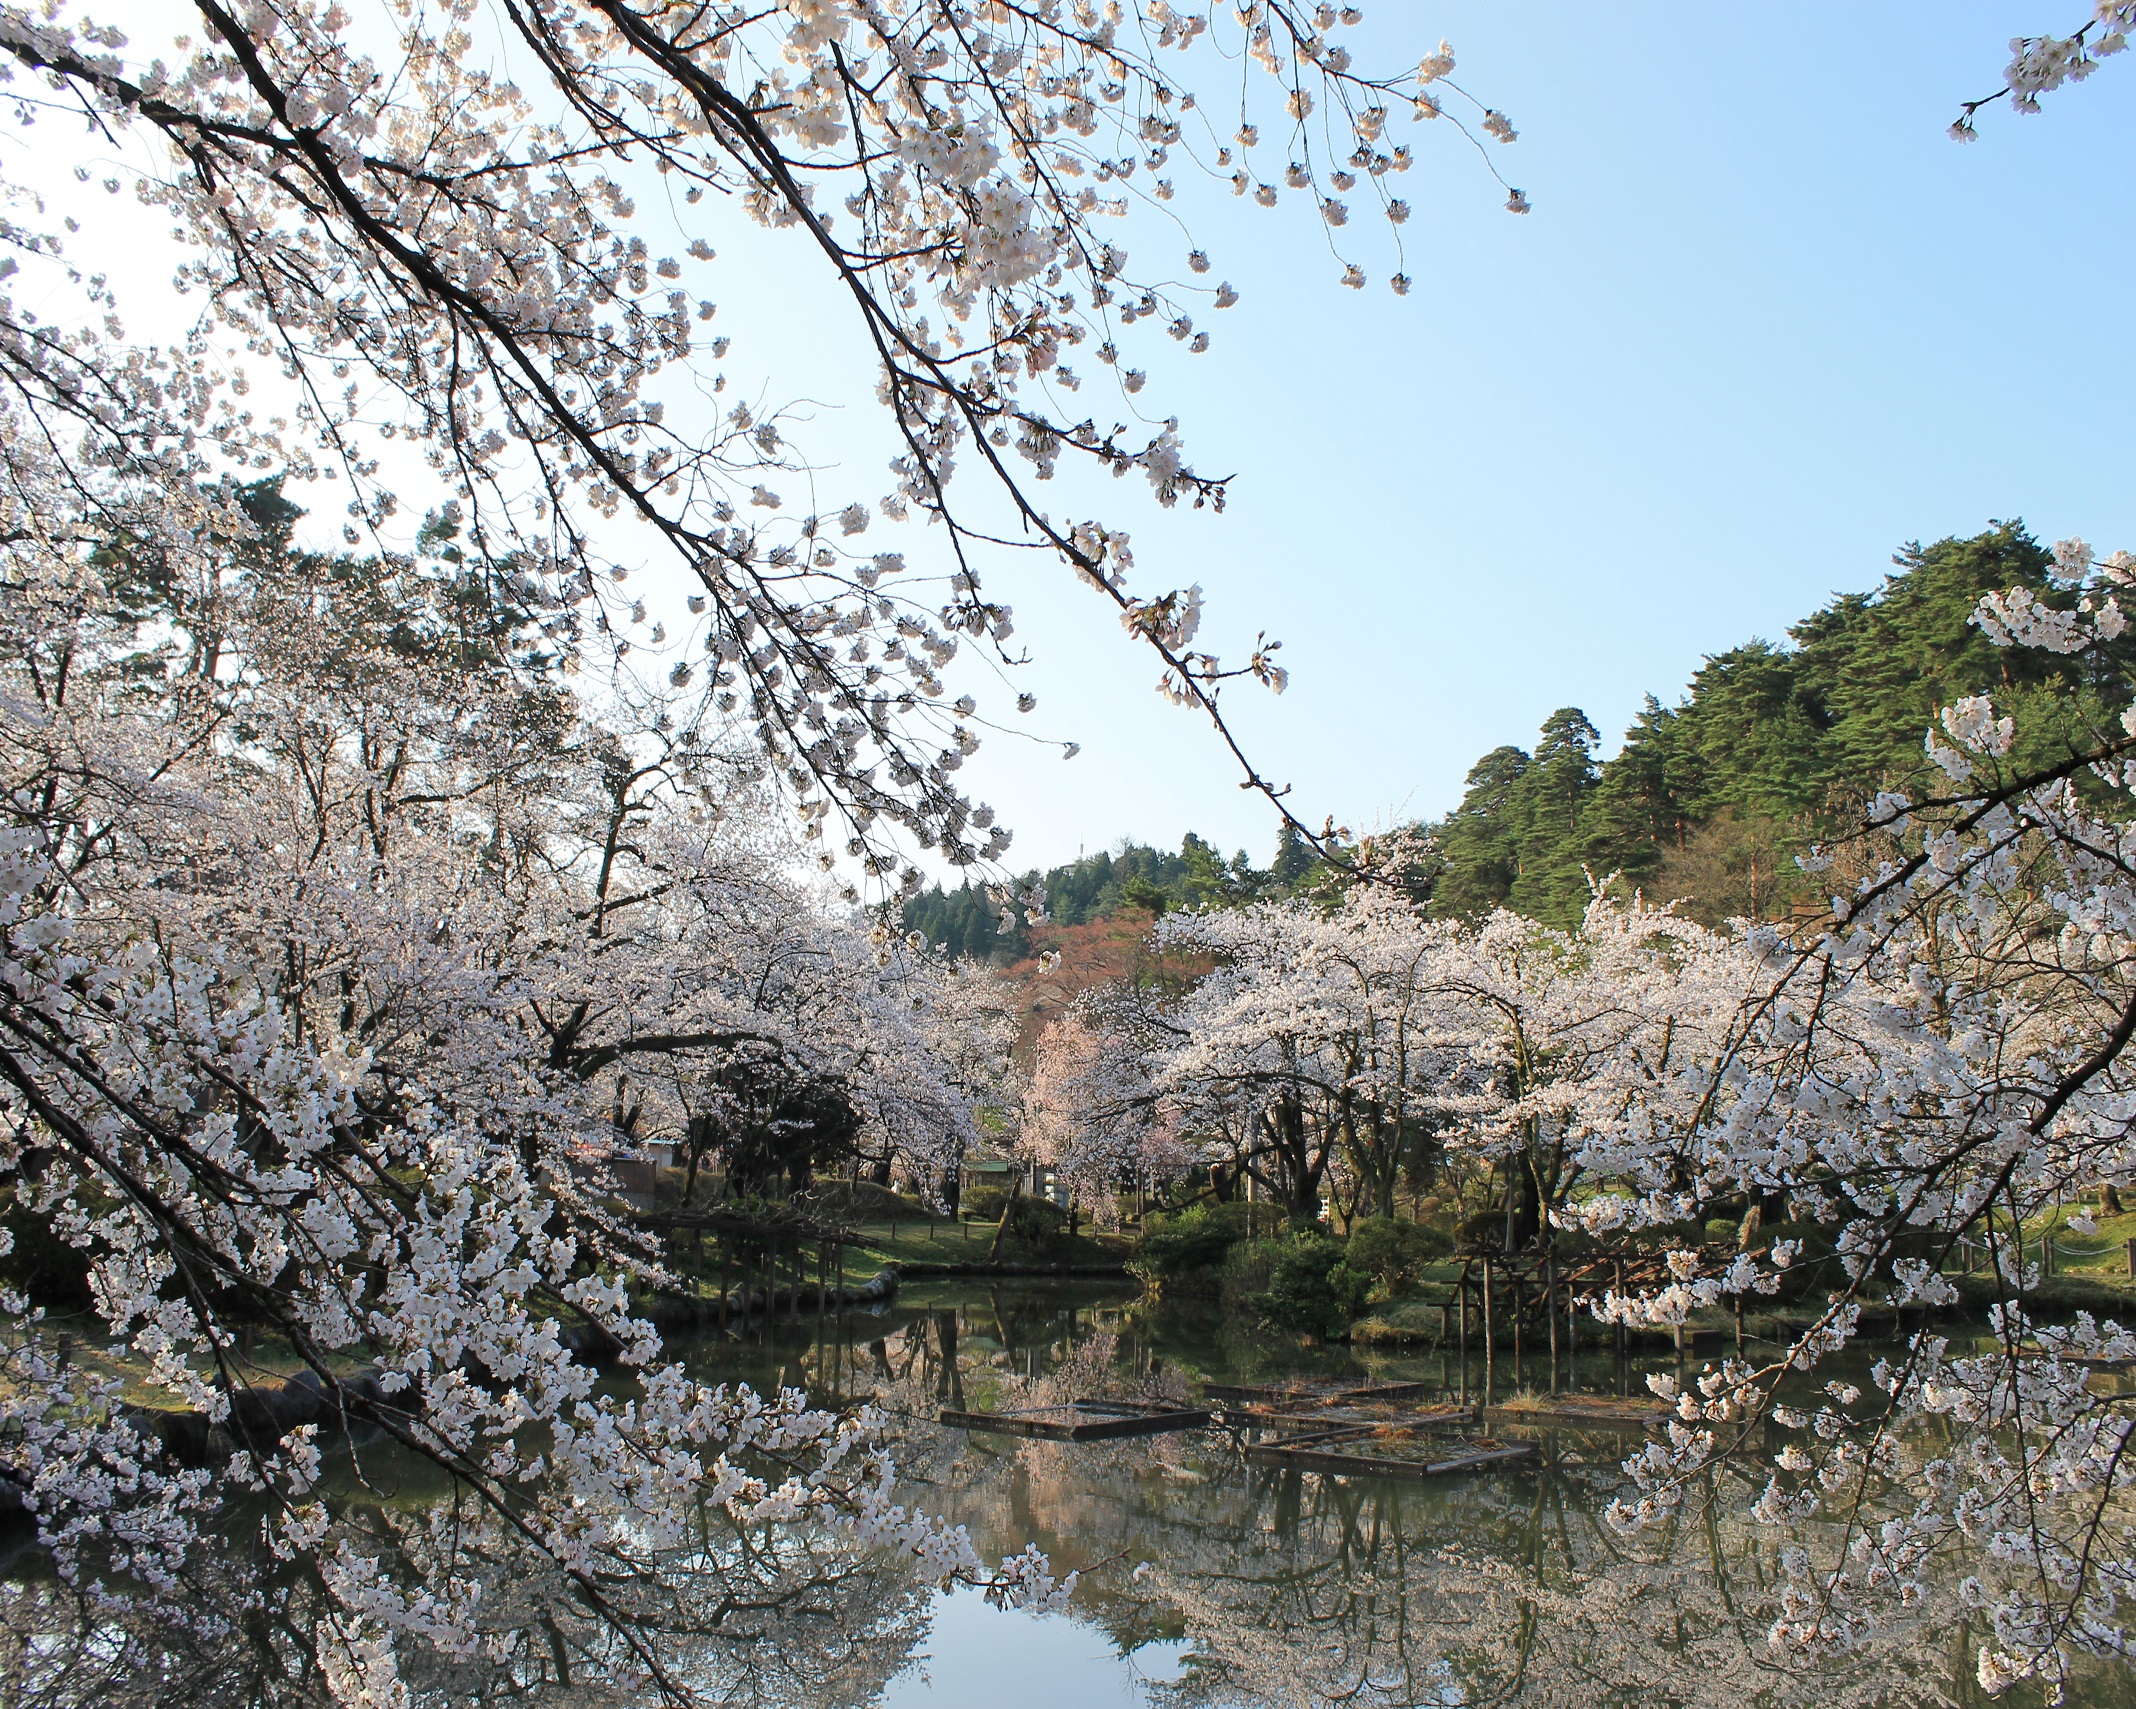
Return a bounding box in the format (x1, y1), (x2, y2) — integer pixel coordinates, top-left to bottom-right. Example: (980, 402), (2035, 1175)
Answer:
(0, 430), (1036, 1688)
(1952, 4), (2134, 137)
(0, 0), (1512, 891)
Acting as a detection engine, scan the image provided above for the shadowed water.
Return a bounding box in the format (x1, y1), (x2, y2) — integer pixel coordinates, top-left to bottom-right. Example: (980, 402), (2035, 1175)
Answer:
(2, 1281), (2124, 1707)
(691, 1280), (2124, 1709)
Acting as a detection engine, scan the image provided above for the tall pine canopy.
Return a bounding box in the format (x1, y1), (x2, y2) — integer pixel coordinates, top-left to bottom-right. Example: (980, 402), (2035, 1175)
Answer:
(907, 524), (2128, 949)
(1427, 523), (2126, 926)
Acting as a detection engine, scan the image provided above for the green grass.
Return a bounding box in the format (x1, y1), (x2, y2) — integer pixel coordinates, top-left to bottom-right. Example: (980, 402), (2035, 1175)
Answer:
(839, 1211), (1134, 1270)
(2014, 1205), (2136, 1283)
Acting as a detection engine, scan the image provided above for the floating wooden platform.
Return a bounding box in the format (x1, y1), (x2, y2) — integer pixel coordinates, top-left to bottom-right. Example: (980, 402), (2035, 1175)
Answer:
(1246, 1426), (1536, 1481)
(1203, 1378), (1435, 1406)
(939, 1398), (1213, 1440)
(1482, 1395), (1669, 1429)
(1245, 1398), (1475, 1432)
(2016, 1346), (2136, 1374)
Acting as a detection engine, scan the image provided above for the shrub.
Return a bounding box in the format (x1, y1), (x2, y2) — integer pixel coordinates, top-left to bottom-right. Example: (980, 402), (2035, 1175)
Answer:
(1345, 1215), (1452, 1292)
(962, 1184), (1010, 1223)
(1456, 1208), (1506, 1248)
(1002, 1195), (1070, 1255)
(1133, 1203), (1248, 1285)
(1258, 1232), (1373, 1338)
(1220, 1235), (1281, 1300)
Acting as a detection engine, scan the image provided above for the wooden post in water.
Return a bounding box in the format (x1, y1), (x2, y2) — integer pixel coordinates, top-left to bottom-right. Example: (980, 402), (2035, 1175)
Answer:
(1481, 1258), (1495, 1399)
(813, 1241), (826, 1380)
(1546, 1250), (1559, 1392)
(1457, 1263), (1469, 1399)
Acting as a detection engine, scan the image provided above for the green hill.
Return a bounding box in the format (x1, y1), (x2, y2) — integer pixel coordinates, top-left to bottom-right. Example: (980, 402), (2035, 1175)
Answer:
(1421, 522), (2129, 926)
(908, 522), (2125, 950)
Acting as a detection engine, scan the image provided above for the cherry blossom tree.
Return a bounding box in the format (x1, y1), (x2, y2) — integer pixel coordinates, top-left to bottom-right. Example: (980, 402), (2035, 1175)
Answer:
(1151, 873), (1483, 1222)
(1556, 546), (2136, 1697)
(1129, 621), (2136, 1694)
(1021, 993), (1186, 1219)
(0, 0), (1520, 884)
(1423, 896), (1760, 1252)
(0, 3), (1521, 1685)
(0, 459), (1078, 1695)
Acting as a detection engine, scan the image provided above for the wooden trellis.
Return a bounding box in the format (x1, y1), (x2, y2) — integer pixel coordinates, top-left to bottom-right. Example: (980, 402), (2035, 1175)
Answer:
(628, 1204), (866, 1330)
(1440, 1240), (1748, 1379)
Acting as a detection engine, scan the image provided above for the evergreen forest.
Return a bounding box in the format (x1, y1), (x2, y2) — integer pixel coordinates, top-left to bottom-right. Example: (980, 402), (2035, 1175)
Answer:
(907, 522), (2129, 946)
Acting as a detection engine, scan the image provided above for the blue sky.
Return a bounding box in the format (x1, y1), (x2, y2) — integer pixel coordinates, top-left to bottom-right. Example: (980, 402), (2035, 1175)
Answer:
(863, 3), (2136, 875)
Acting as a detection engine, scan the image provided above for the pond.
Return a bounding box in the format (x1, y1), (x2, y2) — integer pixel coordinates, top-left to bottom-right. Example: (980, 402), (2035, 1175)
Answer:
(681, 1280), (2123, 1709)
(1, 1281), (2124, 1707)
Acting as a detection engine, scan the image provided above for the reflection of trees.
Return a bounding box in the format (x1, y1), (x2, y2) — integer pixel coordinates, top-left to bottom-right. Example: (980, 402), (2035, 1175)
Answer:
(931, 1431), (2013, 1709)
(0, 1299), (1033, 1709)
(1124, 1455), (1967, 1709)
(0, 1511), (936, 1709)
(11, 1287), (2115, 1708)
(807, 1294), (2111, 1709)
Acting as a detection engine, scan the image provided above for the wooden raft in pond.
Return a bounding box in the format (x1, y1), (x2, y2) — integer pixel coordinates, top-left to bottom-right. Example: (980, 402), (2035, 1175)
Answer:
(1248, 1397), (1475, 1432)
(1202, 1378), (1434, 1406)
(1246, 1425), (1536, 1480)
(1482, 1394), (1669, 1429)
(940, 1398), (1214, 1440)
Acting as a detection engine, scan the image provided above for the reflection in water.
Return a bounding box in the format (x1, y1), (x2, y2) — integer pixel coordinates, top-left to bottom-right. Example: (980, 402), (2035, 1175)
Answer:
(0, 1494), (937, 1709)
(1, 1283), (2119, 1706)
(879, 1592), (1190, 1709)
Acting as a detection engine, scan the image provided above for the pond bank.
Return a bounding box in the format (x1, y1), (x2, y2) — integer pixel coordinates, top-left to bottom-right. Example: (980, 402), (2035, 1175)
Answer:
(888, 1259), (1131, 1279)
(1350, 1266), (2136, 1348)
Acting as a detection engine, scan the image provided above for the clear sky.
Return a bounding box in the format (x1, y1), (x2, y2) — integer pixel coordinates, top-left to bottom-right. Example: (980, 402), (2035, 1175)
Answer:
(843, 3), (2136, 877)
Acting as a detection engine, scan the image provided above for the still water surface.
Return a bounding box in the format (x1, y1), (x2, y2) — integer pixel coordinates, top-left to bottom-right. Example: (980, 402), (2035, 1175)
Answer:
(690, 1281), (2119, 1709)
(3, 1280), (2118, 1707)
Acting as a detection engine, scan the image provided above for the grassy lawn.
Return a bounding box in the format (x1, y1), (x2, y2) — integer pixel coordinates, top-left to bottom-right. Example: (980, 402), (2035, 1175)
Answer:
(840, 1211), (1134, 1270)
(2018, 1205), (2136, 1284)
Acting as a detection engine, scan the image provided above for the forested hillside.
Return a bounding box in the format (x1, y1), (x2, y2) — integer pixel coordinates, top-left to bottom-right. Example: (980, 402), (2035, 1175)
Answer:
(1419, 522), (2131, 925)
(908, 522), (2125, 953)
(904, 823), (1322, 960)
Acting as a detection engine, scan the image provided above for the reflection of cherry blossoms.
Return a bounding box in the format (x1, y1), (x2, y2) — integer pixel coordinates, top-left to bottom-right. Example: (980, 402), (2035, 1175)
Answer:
(842, 1298), (2084, 1709)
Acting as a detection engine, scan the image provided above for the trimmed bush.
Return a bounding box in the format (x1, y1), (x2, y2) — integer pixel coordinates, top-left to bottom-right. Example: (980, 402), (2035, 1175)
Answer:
(1345, 1215), (1453, 1291)
(1133, 1203), (1249, 1285)
(1001, 1195), (1070, 1255)
(1258, 1232), (1373, 1338)
(962, 1184), (1010, 1224)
